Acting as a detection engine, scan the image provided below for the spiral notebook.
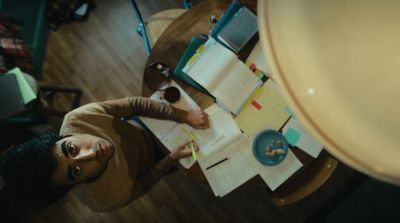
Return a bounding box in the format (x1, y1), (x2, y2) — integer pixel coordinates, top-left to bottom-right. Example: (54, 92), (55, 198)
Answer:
(217, 6), (258, 53)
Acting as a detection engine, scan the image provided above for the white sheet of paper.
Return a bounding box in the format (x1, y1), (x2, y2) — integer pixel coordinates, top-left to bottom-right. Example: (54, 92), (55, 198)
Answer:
(238, 139), (303, 191)
(198, 135), (258, 197)
(257, 150), (303, 191)
(282, 118), (323, 158)
(200, 103), (242, 157)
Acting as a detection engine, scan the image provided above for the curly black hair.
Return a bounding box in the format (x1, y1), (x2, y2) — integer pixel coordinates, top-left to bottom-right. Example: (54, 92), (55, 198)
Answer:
(0, 133), (71, 208)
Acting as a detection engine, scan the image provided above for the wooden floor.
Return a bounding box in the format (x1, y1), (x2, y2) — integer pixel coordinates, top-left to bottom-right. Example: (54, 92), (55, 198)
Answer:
(31, 0), (358, 222)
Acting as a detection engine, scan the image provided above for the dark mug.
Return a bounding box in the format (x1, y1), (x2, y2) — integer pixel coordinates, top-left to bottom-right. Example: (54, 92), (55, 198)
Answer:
(144, 62), (172, 90)
(163, 86), (181, 103)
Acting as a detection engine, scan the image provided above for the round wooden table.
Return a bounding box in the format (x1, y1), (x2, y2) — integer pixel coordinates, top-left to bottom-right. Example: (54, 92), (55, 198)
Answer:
(142, 0), (338, 206)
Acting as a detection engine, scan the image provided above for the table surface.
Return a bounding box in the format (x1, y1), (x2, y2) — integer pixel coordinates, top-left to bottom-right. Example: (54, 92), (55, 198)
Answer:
(142, 0), (337, 205)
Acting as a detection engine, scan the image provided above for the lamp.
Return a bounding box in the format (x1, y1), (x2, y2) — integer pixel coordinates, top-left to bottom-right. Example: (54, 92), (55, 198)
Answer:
(258, 0), (400, 184)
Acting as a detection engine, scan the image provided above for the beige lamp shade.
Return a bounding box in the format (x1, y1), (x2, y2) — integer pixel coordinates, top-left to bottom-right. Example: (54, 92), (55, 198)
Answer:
(258, 0), (400, 184)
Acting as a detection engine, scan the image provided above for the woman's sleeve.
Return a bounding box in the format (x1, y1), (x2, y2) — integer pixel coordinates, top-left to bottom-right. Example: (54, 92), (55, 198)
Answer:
(77, 97), (188, 122)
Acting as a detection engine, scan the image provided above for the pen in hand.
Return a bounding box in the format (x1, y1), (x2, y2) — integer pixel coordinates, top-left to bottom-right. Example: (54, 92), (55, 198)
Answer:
(188, 142), (198, 161)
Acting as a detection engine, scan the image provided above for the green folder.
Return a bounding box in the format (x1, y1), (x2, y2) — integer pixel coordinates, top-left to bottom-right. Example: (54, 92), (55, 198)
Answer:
(173, 36), (210, 95)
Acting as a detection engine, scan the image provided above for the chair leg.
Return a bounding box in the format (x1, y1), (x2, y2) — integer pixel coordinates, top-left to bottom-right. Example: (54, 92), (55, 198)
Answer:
(137, 26), (142, 36)
(183, 0), (192, 9)
(130, 0), (151, 55)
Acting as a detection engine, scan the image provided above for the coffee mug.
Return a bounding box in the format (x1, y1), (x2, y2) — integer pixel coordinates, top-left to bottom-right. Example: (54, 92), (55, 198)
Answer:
(163, 86), (181, 103)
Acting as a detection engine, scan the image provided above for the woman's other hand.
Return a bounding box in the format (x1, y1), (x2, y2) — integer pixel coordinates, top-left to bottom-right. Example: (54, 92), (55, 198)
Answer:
(185, 110), (210, 129)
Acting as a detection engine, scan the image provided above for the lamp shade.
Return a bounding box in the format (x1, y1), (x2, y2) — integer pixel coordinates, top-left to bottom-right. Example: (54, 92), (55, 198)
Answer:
(258, 0), (400, 184)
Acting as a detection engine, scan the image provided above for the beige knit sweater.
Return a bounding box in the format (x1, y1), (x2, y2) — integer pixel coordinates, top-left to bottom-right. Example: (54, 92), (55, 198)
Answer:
(59, 97), (188, 212)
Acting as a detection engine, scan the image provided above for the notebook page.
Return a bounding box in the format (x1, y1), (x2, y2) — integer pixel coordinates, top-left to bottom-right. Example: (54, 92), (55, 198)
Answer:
(198, 134), (258, 197)
(212, 60), (260, 114)
(200, 103), (242, 157)
(183, 39), (236, 92)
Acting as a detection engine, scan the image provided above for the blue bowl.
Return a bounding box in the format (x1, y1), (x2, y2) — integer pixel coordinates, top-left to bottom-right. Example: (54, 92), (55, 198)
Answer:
(252, 129), (289, 166)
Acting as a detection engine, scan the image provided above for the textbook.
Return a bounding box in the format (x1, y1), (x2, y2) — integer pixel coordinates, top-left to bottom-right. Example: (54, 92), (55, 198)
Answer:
(183, 38), (262, 115)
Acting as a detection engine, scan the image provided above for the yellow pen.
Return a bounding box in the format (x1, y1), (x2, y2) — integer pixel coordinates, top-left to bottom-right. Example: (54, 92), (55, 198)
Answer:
(176, 135), (197, 161)
(189, 142), (197, 161)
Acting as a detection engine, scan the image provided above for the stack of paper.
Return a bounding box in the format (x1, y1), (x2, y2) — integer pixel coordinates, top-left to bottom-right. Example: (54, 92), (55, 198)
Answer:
(238, 136), (303, 191)
(140, 82), (243, 168)
(199, 134), (303, 194)
(235, 80), (291, 137)
(198, 134), (258, 197)
(282, 117), (323, 158)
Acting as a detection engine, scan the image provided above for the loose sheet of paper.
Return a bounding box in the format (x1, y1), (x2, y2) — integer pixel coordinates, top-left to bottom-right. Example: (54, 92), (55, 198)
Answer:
(257, 150), (303, 191)
(239, 138), (303, 191)
(235, 80), (290, 136)
(198, 135), (258, 197)
(282, 117), (323, 158)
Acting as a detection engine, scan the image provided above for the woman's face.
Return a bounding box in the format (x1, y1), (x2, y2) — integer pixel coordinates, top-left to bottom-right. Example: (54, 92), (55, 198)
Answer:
(51, 134), (115, 186)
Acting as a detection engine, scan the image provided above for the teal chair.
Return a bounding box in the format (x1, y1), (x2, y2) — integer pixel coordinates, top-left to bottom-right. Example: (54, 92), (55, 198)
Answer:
(130, 0), (192, 55)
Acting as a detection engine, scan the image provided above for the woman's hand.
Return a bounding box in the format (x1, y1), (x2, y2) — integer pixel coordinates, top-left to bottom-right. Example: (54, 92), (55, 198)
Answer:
(185, 110), (210, 129)
(169, 140), (199, 160)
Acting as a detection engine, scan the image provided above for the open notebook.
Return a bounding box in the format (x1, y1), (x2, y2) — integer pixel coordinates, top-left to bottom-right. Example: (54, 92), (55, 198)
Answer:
(140, 81), (242, 168)
(183, 38), (262, 115)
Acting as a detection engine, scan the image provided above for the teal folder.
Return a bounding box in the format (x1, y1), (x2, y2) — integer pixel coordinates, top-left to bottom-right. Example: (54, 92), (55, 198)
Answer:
(173, 37), (210, 95)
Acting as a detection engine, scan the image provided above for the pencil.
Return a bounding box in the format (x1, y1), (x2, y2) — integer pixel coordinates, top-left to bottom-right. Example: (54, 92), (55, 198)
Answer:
(206, 158), (228, 170)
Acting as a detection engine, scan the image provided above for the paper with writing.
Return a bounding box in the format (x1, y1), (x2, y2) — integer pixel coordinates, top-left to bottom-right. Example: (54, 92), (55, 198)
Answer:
(198, 135), (258, 196)
(183, 38), (261, 115)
